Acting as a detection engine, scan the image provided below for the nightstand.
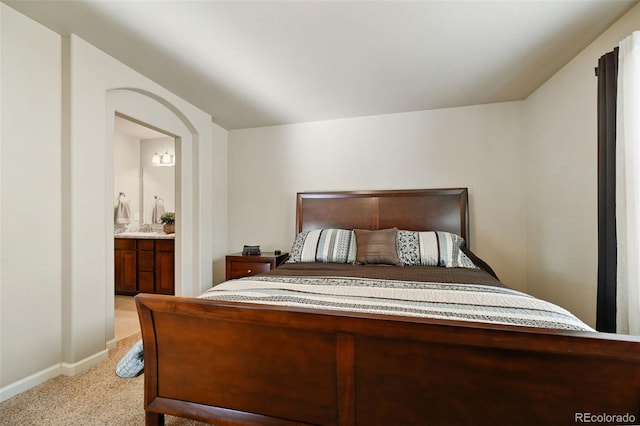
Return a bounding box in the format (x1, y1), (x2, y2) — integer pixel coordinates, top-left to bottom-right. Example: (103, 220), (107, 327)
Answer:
(225, 251), (289, 280)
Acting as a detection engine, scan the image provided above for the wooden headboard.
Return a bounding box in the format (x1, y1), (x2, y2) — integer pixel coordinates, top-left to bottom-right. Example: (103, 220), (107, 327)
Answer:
(296, 188), (470, 247)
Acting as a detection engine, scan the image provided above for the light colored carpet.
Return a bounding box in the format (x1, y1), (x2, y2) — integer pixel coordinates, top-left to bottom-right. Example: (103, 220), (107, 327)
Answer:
(0, 333), (208, 426)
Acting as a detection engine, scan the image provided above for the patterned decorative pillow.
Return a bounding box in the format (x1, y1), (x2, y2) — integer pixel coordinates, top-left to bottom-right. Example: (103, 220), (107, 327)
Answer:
(287, 229), (356, 263)
(397, 230), (476, 268)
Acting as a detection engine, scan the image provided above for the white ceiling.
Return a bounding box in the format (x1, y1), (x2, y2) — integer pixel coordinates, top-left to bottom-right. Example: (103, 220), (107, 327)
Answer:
(114, 115), (167, 140)
(5, 0), (638, 130)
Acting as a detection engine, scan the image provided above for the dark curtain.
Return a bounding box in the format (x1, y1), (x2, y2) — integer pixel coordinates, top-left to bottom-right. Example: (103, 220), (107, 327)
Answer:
(596, 48), (618, 333)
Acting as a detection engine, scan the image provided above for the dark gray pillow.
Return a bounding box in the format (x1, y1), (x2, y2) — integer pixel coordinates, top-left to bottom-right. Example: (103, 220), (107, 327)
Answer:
(354, 228), (402, 266)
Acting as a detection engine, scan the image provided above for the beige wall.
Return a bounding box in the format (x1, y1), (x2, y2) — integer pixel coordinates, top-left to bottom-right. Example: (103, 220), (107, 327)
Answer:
(67, 34), (221, 361)
(0, 4), (62, 396)
(228, 103), (527, 291)
(0, 4), (229, 401)
(524, 2), (640, 327)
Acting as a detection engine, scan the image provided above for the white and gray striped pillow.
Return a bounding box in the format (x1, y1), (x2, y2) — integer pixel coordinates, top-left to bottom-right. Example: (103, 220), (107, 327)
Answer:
(288, 229), (356, 263)
(397, 230), (476, 268)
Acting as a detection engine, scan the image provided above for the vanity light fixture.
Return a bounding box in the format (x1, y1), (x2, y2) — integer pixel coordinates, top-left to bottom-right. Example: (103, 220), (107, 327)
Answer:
(161, 151), (174, 165)
(151, 151), (175, 166)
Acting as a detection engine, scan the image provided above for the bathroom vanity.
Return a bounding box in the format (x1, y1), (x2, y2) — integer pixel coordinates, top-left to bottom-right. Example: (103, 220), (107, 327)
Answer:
(114, 233), (174, 295)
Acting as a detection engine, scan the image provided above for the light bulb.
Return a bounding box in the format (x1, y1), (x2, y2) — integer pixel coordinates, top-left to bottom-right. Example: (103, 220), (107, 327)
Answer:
(161, 151), (172, 164)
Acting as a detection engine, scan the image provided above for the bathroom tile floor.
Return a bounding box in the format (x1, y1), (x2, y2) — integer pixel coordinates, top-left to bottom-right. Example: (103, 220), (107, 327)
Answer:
(115, 295), (140, 340)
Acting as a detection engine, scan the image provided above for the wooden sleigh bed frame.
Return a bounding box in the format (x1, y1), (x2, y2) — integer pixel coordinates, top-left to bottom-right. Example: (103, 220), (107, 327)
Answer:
(136, 188), (640, 425)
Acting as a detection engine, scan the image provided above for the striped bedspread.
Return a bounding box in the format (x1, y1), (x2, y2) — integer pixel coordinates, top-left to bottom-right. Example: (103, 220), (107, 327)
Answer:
(199, 275), (594, 332)
(117, 271), (593, 378)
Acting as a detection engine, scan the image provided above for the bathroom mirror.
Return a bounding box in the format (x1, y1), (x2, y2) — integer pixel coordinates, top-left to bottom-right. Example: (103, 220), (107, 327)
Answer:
(114, 114), (176, 230)
(142, 166), (175, 224)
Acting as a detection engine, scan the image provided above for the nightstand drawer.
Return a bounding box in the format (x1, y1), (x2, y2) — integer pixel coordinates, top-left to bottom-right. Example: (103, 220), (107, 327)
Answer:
(228, 261), (271, 279)
(225, 252), (289, 280)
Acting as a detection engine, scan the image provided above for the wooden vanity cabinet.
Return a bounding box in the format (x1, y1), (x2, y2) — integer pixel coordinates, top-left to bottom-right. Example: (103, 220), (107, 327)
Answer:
(137, 239), (156, 293)
(115, 238), (174, 295)
(115, 239), (137, 294)
(155, 239), (175, 295)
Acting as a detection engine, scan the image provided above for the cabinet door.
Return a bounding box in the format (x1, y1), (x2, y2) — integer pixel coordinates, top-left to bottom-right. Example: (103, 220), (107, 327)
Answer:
(138, 250), (155, 271)
(138, 271), (155, 293)
(155, 250), (175, 295)
(115, 249), (137, 294)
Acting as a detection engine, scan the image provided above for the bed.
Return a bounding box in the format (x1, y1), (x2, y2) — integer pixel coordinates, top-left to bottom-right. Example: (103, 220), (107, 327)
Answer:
(135, 188), (640, 426)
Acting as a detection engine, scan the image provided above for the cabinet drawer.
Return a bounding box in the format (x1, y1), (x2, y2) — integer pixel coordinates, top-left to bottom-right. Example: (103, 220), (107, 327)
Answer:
(137, 239), (155, 251)
(115, 239), (136, 250)
(229, 261), (271, 279)
(156, 239), (175, 251)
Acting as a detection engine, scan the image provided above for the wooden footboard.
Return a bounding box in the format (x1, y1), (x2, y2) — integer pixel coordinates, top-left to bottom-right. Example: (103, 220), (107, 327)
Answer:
(136, 293), (640, 426)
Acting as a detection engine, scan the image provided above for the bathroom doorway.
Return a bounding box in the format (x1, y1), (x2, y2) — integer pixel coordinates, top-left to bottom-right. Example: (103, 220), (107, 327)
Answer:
(113, 114), (176, 233)
(113, 113), (177, 340)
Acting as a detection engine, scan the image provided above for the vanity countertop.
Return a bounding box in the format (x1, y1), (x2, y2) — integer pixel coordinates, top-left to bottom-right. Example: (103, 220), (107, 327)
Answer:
(115, 232), (175, 240)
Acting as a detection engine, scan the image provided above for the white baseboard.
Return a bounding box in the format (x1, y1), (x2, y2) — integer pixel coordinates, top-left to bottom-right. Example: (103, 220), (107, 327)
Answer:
(0, 364), (61, 403)
(60, 348), (108, 376)
(106, 338), (117, 350)
(0, 348), (109, 403)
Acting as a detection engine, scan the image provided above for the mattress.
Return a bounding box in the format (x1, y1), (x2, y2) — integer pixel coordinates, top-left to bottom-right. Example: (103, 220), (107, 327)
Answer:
(199, 263), (593, 332)
(117, 261), (593, 378)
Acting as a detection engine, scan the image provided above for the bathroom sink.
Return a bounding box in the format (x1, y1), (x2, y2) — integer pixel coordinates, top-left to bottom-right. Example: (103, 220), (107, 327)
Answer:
(115, 231), (174, 239)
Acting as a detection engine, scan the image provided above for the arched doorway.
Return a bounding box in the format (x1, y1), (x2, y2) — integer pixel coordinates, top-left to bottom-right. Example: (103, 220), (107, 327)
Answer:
(105, 88), (202, 346)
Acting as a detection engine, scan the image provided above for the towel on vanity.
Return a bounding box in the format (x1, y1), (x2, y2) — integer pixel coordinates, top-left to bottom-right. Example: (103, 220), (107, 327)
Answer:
(114, 199), (131, 225)
(152, 198), (165, 224)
